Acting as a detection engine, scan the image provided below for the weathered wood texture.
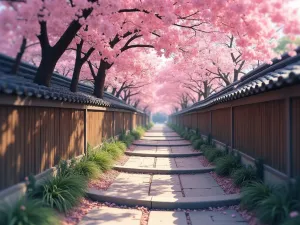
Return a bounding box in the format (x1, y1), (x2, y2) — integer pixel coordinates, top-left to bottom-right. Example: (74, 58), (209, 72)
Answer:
(115, 112), (124, 135)
(292, 97), (300, 177)
(0, 105), (148, 190)
(212, 108), (231, 145)
(124, 113), (131, 131)
(132, 114), (137, 129)
(170, 87), (300, 177)
(183, 114), (192, 128)
(87, 110), (104, 147)
(197, 112), (211, 135)
(191, 113), (198, 130)
(0, 107), (84, 190)
(234, 100), (286, 173)
(102, 111), (113, 141)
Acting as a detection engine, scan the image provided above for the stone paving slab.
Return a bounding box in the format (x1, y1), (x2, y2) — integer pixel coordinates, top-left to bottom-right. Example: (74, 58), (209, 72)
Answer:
(85, 124), (244, 223)
(126, 151), (203, 158)
(133, 140), (191, 146)
(151, 175), (180, 185)
(157, 146), (172, 153)
(184, 187), (225, 197)
(156, 158), (177, 168)
(105, 173), (150, 198)
(150, 190), (183, 198)
(180, 174), (220, 188)
(189, 210), (248, 225)
(151, 183), (182, 192)
(124, 156), (155, 168)
(113, 165), (215, 174)
(142, 136), (184, 141)
(131, 144), (196, 155)
(131, 146), (157, 153)
(79, 207), (142, 225)
(175, 158), (203, 168)
(144, 132), (180, 137)
(124, 156), (204, 169)
(148, 211), (188, 225)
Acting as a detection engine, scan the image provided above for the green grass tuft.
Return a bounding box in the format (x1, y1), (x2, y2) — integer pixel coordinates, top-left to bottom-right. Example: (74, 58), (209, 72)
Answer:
(192, 139), (204, 150)
(190, 134), (199, 142)
(114, 141), (127, 152)
(232, 166), (257, 186)
(102, 142), (123, 160)
(87, 150), (113, 172)
(241, 181), (274, 211)
(131, 126), (146, 140)
(119, 133), (135, 147)
(145, 122), (154, 130)
(257, 191), (293, 225)
(281, 216), (300, 225)
(204, 148), (225, 162)
(0, 198), (60, 225)
(73, 159), (101, 179)
(30, 173), (87, 212)
(215, 154), (241, 176)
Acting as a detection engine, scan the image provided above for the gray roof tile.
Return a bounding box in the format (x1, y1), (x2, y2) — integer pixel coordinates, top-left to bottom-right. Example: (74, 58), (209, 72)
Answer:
(172, 53), (300, 116)
(0, 54), (146, 114)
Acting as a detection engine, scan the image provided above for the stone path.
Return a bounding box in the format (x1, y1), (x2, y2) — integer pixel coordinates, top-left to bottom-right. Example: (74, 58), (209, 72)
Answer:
(83, 124), (247, 225)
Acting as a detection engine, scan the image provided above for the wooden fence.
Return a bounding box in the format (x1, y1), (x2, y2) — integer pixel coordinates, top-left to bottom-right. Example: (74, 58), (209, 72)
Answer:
(0, 99), (148, 190)
(169, 84), (300, 178)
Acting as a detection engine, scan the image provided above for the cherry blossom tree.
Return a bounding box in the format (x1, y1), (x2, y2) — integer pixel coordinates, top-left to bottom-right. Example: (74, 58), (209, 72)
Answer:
(0, 0), (300, 114)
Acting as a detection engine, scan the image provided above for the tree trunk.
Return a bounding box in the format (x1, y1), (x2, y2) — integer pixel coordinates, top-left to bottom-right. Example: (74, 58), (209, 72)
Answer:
(34, 13), (90, 86)
(222, 76), (231, 86)
(116, 89), (122, 98)
(234, 69), (239, 82)
(33, 47), (57, 86)
(70, 59), (83, 92)
(93, 59), (111, 98)
(203, 81), (208, 99)
(112, 87), (117, 95)
(11, 37), (27, 75)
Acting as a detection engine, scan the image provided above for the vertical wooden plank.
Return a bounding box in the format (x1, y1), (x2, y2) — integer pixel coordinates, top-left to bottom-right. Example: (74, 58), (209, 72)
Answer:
(84, 109), (87, 155)
(292, 98), (300, 177)
(285, 98), (292, 177)
(0, 107), (6, 189)
(231, 107), (234, 149)
(19, 107), (25, 181)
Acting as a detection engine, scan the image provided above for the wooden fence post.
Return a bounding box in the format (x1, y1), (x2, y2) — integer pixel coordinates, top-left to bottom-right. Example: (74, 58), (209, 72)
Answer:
(84, 109), (87, 155)
(210, 111), (212, 137)
(112, 111), (115, 137)
(286, 97), (292, 178)
(231, 106), (234, 150)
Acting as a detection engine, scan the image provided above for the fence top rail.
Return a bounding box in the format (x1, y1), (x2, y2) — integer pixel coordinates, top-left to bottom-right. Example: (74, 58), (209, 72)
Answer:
(171, 50), (300, 116)
(0, 54), (148, 115)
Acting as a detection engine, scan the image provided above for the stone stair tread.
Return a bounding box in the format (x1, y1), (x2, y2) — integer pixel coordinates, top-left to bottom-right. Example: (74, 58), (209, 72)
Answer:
(87, 188), (240, 209)
(84, 124), (246, 224)
(113, 165), (215, 174)
(125, 151), (203, 157)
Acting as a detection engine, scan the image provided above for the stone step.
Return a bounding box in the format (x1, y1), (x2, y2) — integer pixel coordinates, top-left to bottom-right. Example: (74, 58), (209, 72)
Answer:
(133, 140), (191, 147)
(122, 156), (206, 170)
(113, 165), (215, 174)
(144, 132), (179, 137)
(141, 137), (184, 141)
(125, 151), (203, 158)
(87, 188), (240, 209)
(148, 210), (248, 225)
(78, 206), (247, 225)
(78, 207), (141, 225)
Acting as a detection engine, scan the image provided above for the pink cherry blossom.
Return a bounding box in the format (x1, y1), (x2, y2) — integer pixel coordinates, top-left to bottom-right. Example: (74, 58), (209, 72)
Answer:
(290, 211), (299, 218)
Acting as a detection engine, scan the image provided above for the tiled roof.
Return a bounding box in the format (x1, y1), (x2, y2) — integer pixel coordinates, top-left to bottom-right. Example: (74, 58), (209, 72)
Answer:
(0, 54), (145, 113)
(172, 49), (300, 116)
